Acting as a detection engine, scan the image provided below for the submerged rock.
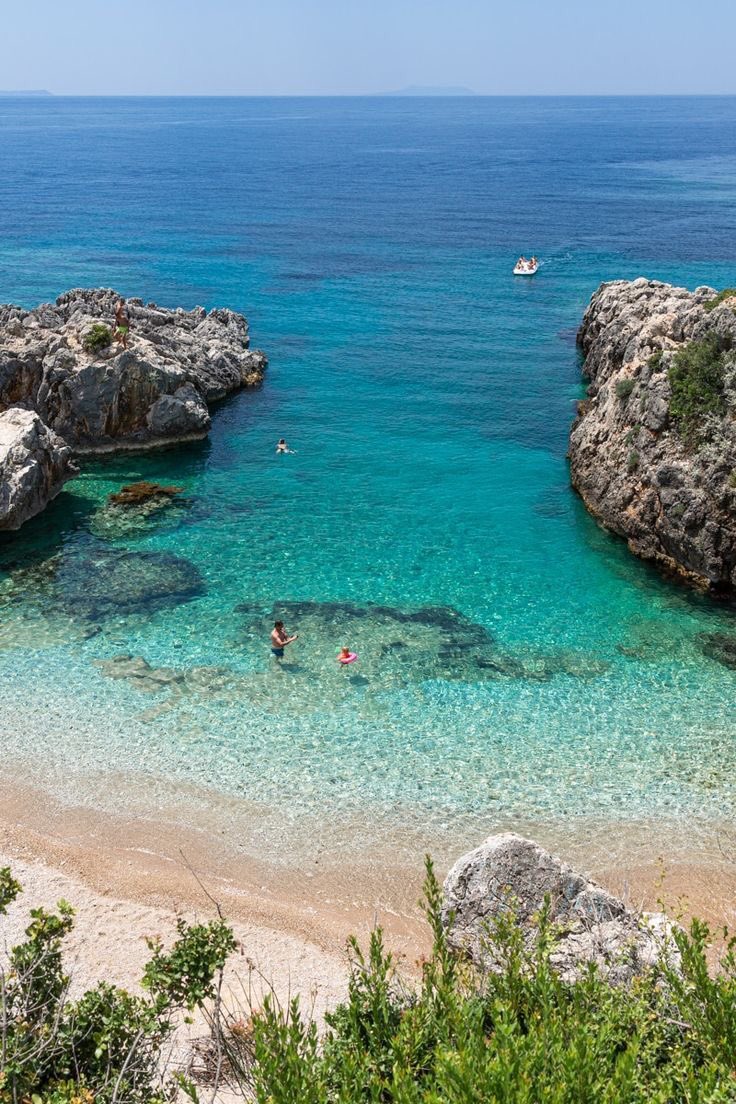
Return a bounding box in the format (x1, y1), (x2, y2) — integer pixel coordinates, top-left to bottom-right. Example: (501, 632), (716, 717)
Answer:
(570, 278), (736, 591)
(108, 481), (184, 507)
(237, 599), (607, 684)
(96, 653), (234, 699)
(54, 547), (206, 620)
(443, 833), (679, 984)
(699, 632), (736, 670)
(0, 408), (77, 530)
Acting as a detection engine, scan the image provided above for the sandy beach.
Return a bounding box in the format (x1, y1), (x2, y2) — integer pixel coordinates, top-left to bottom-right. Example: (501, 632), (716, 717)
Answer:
(3, 767), (736, 1023)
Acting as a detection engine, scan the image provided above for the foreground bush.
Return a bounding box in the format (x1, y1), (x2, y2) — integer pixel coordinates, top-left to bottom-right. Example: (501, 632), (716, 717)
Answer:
(0, 867), (235, 1103)
(227, 861), (736, 1104)
(3, 862), (736, 1102)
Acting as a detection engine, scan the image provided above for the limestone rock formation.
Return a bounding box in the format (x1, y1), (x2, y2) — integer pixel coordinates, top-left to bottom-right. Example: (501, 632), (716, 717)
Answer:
(570, 278), (736, 590)
(0, 408), (77, 530)
(0, 287), (267, 531)
(442, 833), (678, 984)
(0, 287), (267, 452)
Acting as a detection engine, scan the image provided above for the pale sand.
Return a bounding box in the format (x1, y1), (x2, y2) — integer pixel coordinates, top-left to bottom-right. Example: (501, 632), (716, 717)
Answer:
(2, 768), (736, 1027)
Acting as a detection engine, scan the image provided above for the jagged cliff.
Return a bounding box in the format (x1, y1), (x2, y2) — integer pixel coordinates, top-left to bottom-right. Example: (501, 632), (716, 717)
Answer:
(570, 278), (736, 591)
(0, 288), (267, 529)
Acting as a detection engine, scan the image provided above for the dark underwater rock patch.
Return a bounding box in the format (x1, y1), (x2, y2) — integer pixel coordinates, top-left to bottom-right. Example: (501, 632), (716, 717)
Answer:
(236, 599), (608, 684)
(699, 632), (736, 670)
(55, 547), (206, 620)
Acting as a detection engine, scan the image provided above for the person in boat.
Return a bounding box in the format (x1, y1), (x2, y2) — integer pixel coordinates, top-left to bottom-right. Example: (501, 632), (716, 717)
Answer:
(530, 256), (538, 267)
(113, 299), (131, 349)
(276, 438), (295, 454)
(271, 620), (298, 659)
(517, 256), (527, 268)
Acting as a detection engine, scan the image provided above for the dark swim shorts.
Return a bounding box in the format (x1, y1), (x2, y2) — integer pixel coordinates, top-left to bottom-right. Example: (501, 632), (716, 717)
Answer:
(271, 646), (285, 658)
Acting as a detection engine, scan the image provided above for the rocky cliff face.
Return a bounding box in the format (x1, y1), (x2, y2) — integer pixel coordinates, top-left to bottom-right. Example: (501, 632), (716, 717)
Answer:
(0, 288), (267, 452)
(0, 408), (77, 529)
(570, 278), (736, 591)
(0, 288), (267, 529)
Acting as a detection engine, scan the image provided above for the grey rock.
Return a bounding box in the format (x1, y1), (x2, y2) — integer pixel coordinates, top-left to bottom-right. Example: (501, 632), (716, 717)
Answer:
(442, 833), (679, 984)
(0, 287), (267, 451)
(0, 408), (77, 530)
(570, 279), (736, 590)
(146, 383), (211, 437)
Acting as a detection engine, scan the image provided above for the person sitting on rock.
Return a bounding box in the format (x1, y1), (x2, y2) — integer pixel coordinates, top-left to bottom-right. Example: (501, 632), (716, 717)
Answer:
(114, 299), (131, 350)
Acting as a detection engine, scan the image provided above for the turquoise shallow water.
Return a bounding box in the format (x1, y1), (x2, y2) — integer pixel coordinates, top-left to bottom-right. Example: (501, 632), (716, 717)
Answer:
(1, 96), (736, 854)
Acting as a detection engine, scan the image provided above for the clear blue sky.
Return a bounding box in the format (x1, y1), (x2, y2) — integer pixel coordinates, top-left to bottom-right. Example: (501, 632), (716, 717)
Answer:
(5, 0), (736, 96)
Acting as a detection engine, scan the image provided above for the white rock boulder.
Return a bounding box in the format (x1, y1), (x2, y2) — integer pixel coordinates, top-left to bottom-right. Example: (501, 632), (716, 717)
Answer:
(442, 833), (679, 984)
(0, 408), (77, 530)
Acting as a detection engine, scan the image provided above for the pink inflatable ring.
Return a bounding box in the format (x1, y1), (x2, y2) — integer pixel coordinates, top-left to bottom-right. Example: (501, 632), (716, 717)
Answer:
(339, 652), (358, 665)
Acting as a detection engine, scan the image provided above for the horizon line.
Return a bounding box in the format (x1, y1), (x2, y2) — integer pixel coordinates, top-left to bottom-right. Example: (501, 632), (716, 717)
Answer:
(4, 91), (736, 99)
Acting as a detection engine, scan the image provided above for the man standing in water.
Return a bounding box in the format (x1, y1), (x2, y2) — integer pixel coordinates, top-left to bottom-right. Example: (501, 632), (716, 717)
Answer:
(113, 299), (131, 349)
(270, 620), (298, 659)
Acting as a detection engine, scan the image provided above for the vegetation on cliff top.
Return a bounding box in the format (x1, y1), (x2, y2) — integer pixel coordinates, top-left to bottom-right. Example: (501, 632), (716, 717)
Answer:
(668, 332), (732, 448)
(3, 861), (736, 1103)
(704, 289), (736, 314)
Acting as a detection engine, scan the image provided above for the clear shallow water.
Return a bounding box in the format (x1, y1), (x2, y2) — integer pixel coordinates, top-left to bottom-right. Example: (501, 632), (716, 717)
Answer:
(1, 96), (736, 851)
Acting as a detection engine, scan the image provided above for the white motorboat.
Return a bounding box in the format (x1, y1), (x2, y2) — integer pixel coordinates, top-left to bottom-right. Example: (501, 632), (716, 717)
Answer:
(513, 258), (539, 275)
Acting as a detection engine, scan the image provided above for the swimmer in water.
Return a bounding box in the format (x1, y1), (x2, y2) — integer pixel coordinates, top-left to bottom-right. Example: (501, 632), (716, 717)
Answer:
(276, 438), (295, 454)
(338, 646), (358, 665)
(271, 620), (298, 659)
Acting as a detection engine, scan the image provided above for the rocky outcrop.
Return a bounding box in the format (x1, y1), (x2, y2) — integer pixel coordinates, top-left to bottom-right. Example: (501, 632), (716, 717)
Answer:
(0, 288), (267, 531)
(0, 288), (267, 453)
(570, 278), (736, 591)
(0, 408), (77, 530)
(442, 833), (678, 984)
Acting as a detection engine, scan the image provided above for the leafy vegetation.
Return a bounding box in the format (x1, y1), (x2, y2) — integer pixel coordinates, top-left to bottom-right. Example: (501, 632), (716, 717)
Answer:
(648, 349), (664, 372)
(615, 378), (636, 401)
(704, 289), (736, 313)
(627, 450), (639, 474)
(668, 333), (733, 448)
(0, 866), (235, 1104)
(4, 860), (736, 1103)
(82, 323), (112, 352)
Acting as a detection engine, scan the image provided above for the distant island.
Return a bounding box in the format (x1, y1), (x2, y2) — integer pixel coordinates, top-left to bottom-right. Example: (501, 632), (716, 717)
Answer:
(387, 85), (474, 97)
(0, 89), (53, 97)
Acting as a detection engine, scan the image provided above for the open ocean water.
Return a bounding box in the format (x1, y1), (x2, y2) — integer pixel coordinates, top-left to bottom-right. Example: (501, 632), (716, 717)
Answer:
(1, 96), (736, 860)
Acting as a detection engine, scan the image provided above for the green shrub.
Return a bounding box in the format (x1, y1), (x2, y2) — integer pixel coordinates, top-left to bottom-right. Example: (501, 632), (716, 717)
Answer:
(0, 865), (236, 1104)
(6, 859), (736, 1103)
(704, 288), (736, 313)
(235, 859), (736, 1104)
(82, 322), (112, 352)
(624, 426), (639, 446)
(730, 471), (736, 489)
(615, 378), (636, 401)
(648, 350), (664, 372)
(668, 333), (732, 448)
(627, 449), (639, 473)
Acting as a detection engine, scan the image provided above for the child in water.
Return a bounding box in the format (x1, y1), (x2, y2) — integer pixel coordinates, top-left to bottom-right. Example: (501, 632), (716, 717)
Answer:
(338, 646), (357, 665)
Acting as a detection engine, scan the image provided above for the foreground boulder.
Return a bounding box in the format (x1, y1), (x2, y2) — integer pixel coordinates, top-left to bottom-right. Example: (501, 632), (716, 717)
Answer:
(442, 833), (677, 984)
(570, 278), (736, 591)
(0, 408), (77, 530)
(0, 287), (267, 452)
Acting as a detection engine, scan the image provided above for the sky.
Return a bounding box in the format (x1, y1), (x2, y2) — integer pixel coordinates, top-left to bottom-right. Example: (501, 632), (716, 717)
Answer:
(3, 0), (736, 97)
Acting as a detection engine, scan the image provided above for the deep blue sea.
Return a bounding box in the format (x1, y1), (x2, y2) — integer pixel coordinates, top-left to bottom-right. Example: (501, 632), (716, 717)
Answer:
(1, 96), (736, 863)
